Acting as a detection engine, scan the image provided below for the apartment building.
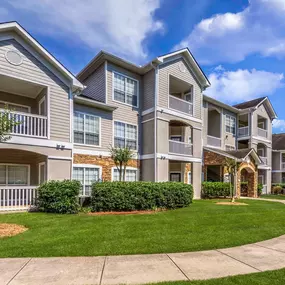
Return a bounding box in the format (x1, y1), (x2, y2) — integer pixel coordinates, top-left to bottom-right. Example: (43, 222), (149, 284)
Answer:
(0, 22), (281, 210)
(272, 134), (285, 183)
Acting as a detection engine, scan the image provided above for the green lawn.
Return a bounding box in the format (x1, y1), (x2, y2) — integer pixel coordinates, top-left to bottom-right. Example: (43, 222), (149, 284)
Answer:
(151, 269), (285, 285)
(0, 199), (284, 257)
(260, 194), (285, 200)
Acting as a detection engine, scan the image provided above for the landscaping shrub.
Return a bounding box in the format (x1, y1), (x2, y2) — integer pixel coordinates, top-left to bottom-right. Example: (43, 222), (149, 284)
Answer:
(202, 182), (232, 198)
(91, 182), (193, 212)
(257, 184), (263, 197)
(272, 185), (283, 195)
(37, 180), (81, 214)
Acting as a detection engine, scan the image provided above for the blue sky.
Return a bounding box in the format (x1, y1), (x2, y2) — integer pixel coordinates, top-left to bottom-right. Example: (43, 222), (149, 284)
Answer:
(1, 0), (285, 133)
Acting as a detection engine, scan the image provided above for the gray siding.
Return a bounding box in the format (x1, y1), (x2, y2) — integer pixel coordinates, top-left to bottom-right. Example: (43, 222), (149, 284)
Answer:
(158, 58), (202, 119)
(142, 69), (155, 111)
(0, 39), (70, 142)
(252, 103), (272, 139)
(74, 103), (113, 152)
(272, 151), (281, 170)
(82, 63), (106, 103)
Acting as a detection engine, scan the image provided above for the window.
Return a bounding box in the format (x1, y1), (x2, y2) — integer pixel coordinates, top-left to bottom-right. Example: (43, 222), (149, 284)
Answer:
(170, 136), (182, 142)
(0, 165), (29, 185)
(114, 121), (137, 150)
(113, 168), (137, 181)
(225, 115), (236, 134)
(183, 90), (193, 103)
(187, 171), (192, 184)
(73, 167), (100, 196)
(74, 112), (100, 146)
(225, 145), (235, 151)
(0, 101), (30, 113)
(113, 72), (138, 107)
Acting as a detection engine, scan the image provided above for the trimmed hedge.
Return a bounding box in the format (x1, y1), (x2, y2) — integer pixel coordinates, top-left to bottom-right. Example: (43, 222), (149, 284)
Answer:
(91, 182), (193, 212)
(202, 182), (232, 198)
(37, 180), (81, 214)
(257, 184), (263, 197)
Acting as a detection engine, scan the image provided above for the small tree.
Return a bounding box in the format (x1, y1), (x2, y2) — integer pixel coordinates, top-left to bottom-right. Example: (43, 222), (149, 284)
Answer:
(0, 106), (20, 142)
(109, 146), (134, 181)
(223, 157), (238, 202)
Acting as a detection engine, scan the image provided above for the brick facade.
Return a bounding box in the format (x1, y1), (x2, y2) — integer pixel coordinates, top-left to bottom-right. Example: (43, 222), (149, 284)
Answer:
(73, 154), (140, 181)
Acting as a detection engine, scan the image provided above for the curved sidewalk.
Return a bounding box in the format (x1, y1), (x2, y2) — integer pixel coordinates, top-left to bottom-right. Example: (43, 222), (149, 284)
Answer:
(1, 234), (285, 285)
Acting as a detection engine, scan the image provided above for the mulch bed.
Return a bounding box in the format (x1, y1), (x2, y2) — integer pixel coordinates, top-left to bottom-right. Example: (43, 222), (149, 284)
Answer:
(216, 202), (248, 206)
(0, 223), (28, 238)
(88, 209), (165, 216)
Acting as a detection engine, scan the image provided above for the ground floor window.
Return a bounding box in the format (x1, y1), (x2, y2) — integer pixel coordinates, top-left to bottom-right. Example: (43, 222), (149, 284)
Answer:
(0, 164), (29, 185)
(112, 168), (137, 181)
(73, 166), (101, 196)
(170, 172), (181, 182)
(187, 171), (192, 184)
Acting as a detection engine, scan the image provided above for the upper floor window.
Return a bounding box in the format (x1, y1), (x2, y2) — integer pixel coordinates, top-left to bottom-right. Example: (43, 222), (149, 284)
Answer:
(114, 121), (137, 150)
(113, 72), (138, 107)
(74, 112), (100, 146)
(225, 115), (236, 135)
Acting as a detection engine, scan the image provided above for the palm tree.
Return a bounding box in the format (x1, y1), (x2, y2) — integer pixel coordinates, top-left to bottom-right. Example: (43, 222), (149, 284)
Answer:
(109, 146), (134, 181)
(223, 157), (238, 202)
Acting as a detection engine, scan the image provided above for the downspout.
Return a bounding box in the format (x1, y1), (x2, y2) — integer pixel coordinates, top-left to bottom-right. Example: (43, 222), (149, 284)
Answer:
(151, 62), (159, 182)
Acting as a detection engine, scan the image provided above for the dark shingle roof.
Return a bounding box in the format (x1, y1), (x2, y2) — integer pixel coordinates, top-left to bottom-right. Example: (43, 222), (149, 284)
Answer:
(233, 97), (266, 109)
(272, 133), (285, 150)
(226, 149), (252, 159)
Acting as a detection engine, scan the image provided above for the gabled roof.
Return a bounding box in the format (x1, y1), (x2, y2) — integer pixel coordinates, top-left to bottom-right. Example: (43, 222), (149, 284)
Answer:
(0, 21), (84, 91)
(77, 48), (210, 89)
(233, 97), (266, 109)
(272, 133), (285, 150)
(203, 95), (239, 113)
(204, 147), (262, 164)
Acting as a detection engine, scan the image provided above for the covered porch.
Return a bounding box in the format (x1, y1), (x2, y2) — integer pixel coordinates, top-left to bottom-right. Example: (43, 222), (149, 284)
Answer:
(169, 160), (192, 184)
(0, 149), (47, 211)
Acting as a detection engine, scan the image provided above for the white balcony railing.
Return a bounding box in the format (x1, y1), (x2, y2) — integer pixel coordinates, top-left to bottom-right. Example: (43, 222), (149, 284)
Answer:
(169, 140), (193, 156)
(260, 156), (267, 165)
(207, 135), (222, 148)
(169, 95), (193, 116)
(0, 186), (38, 211)
(6, 111), (48, 138)
(258, 128), (267, 138)
(238, 126), (249, 137)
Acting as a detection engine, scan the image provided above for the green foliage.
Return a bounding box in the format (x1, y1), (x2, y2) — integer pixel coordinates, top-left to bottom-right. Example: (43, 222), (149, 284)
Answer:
(0, 106), (21, 142)
(37, 180), (81, 214)
(272, 185), (283, 195)
(202, 182), (233, 198)
(91, 182), (193, 212)
(257, 184), (263, 197)
(109, 146), (134, 181)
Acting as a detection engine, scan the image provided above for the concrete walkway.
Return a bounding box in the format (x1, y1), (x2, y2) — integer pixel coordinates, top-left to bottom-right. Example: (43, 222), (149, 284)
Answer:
(241, 196), (285, 204)
(1, 234), (285, 285)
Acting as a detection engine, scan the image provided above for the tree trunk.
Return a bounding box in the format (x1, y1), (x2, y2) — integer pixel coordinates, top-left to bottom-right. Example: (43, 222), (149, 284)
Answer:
(119, 162), (123, 181)
(123, 164), (127, 182)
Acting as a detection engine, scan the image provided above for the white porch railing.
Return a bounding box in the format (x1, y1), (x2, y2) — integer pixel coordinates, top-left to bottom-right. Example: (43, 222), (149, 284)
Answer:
(0, 186), (38, 211)
(169, 140), (193, 156)
(207, 135), (222, 148)
(258, 128), (267, 138)
(260, 156), (267, 165)
(238, 126), (249, 137)
(169, 95), (193, 116)
(7, 111), (48, 138)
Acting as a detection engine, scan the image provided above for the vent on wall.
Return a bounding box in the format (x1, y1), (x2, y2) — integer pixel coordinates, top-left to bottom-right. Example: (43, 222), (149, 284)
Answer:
(5, 50), (23, 66)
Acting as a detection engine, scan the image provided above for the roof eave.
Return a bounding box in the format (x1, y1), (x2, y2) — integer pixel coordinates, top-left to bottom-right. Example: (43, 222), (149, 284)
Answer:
(74, 95), (117, 111)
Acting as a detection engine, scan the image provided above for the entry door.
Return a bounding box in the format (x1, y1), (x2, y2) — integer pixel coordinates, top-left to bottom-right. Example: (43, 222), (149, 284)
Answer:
(170, 173), (181, 182)
(39, 163), (46, 185)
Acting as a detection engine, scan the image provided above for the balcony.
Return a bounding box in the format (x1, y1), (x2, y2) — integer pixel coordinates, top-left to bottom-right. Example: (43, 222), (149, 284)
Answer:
(258, 128), (268, 138)
(169, 140), (193, 156)
(207, 135), (222, 148)
(260, 156), (267, 165)
(7, 111), (48, 138)
(238, 126), (249, 137)
(169, 95), (193, 116)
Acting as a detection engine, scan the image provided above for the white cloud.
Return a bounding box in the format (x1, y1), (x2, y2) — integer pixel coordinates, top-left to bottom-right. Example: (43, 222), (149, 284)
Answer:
(175, 0), (285, 64)
(273, 119), (285, 131)
(2, 0), (163, 62)
(204, 68), (284, 103)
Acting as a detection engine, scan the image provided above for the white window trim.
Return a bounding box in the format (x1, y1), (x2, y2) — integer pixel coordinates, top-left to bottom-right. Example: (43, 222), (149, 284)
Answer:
(73, 164), (103, 196)
(225, 114), (236, 135)
(113, 120), (138, 150)
(73, 111), (101, 147)
(38, 162), (46, 184)
(38, 97), (46, 115)
(187, 171), (192, 184)
(0, 100), (31, 113)
(0, 163), (30, 186)
(111, 166), (138, 181)
(112, 71), (139, 108)
(258, 174), (265, 185)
